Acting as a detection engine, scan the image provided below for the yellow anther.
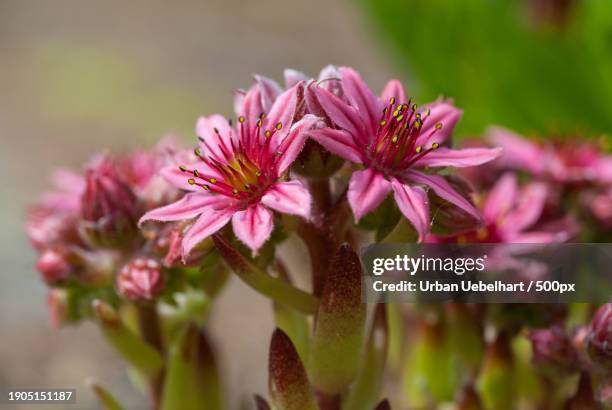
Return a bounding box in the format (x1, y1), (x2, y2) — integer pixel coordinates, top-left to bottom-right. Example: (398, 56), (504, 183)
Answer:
(435, 122), (443, 130)
(275, 122), (283, 130)
(415, 146), (423, 153)
(179, 165), (187, 172)
(389, 97), (396, 105)
(238, 116), (246, 123)
(209, 178), (217, 184)
(396, 114), (404, 122)
(391, 135), (398, 143)
(188, 178), (196, 185)
(202, 184), (210, 191)
(194, 147), (202, 156)
(432, 142), (440, 149)
(256, 119), (263, 127)
(264, 130), (272, 138)
(380, 120), (387, 126)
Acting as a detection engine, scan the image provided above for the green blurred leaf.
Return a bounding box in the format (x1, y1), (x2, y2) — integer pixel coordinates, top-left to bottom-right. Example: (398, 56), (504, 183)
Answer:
(359, 0), (612, 138)
(88, 380), (125, 410)
(92, 300), (163, 378)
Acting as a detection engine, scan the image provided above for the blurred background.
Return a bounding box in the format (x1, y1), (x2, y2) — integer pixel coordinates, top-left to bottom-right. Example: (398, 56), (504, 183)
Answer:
(1, 0), (610, 409)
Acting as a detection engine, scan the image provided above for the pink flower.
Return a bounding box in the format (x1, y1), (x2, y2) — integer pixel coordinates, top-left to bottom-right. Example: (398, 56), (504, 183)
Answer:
(308, 67), (501, 239)
(428, 173), (575, 243)
(487, 127), (612, 185)
(140, 83), (317, 255)
(116, 257), (164, 301)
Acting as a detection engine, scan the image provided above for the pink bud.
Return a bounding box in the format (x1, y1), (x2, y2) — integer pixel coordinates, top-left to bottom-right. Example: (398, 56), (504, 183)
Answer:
(81, 158), (138, 246)
(528, 326), (578, 373)
(36, 248), (72, 284)
(116, 257), (164, 301)
(587, 303), (612, 368)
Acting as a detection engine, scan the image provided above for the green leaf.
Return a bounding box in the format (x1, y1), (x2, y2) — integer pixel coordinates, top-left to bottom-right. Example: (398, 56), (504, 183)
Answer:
(476, 333), (515, 410)
(213, 234), (319, 314)
(92, 300), (163, 378)
(161, 324), (223, 410)
(309, 244), (367, 394)
(269, 329), (318, 410)
(88, 380), (125, 410)
(343, 304), (388, 410)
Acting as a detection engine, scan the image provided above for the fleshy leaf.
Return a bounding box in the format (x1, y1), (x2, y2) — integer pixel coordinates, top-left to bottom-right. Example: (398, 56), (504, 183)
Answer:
(309, 244), (367, 394)
(92, 300), (163, 378)
(213, 234), (319, 314)
(88, 380), (125, 410)
(343, 304), (388, 410)
(269, 329), (318, 410)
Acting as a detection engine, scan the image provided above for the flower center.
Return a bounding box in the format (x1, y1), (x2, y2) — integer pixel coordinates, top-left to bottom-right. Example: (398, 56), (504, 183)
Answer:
(178, 115), (284, 205)
(368, 97), (443, 173)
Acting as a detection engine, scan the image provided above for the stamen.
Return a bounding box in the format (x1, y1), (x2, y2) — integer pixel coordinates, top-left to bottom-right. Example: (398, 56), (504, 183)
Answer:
(238, 116), (246, 123)
(432, 143), (440, 149)
(275, 122), (283, 130)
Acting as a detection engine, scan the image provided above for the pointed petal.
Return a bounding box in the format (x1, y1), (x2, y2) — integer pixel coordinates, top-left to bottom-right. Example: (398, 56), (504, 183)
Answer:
(196, 114), (234, 159)
(391, 179), (430, 240)
(348, 169), (392, 221)
(232, 204), (274, 253)
(239, 86), (265, 125)
(317, 65), (343, 95)
(309, 128), (363, 164)
(503, 182), (548, 233)
(276, 114), (320, 173)
(417, 101), (463, 146)
(284, 68), (309, 88)
(261, 181), (311, 219)
(412, 147), (502, 168)
(405, 171), (480, 220)
(381, 79), (407, 104)
(255, 75), (283, 112)
(486, 126), (543, 174)
(340, 67), (382, 135)
(266, 85), (299, 144)
(483, 173), (518, 222)
(139, 193), (230, 225)
(182, 209), (233, 256)
(312, 84), (366, 139)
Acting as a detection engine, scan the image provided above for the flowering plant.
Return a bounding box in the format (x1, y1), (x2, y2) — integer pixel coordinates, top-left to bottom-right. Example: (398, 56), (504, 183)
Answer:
(26, 66), (612, 409)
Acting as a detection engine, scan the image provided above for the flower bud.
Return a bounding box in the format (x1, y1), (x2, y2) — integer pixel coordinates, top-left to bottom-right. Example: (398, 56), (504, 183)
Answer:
(292, 140), (343, 178)
(36, 248), (72, 284)
(587, 303), (612, 368)
(116, 257), (164, 301)
(81, 158), (138, 247)
(528, 326), (578, 373)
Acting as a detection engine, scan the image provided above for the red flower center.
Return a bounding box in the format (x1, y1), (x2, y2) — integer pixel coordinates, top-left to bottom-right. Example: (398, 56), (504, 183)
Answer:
(367, 98), (443, 174)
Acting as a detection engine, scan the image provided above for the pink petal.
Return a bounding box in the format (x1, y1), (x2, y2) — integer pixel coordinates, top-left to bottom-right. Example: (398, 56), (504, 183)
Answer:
(597, 157), (612, 183)
(312, 83), (366, 139)
(486, 126), (543, 174)
(348, 169), (392, 221)
(417, 101), (463, 147)
(284, 68), (309, 88)
(381, 80), (407, 104)
(276, 114), (320, 173)
(182, 209), (233, 256)
(265, 84), (299, 144)
(391, 179), (430, 241)
(317, 65), (343, 96)
(261, 181), (311, 219)
(139, 193), (231, 225)
(238, 86), (264, 125)
(483, 173), (518, 222)
(232, 204), (274, 253)
(412, 147), (502, 168)
(255, 75), (283, 112)
(503, 182), (548, 233)
(196, 114), (234, 160)
(340, 67), (382, 135)
(309, 128), (363, 164)
(405, 170), (480, 220)
(159, 163), (222, 192)
(509, 231), (568, 244)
